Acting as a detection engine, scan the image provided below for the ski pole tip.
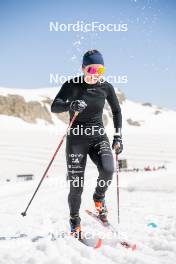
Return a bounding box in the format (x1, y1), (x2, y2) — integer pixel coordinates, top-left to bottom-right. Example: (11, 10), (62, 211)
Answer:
(21, 212), (27, 217)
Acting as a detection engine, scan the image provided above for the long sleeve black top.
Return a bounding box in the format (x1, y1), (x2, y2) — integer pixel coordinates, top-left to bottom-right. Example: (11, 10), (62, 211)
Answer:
(51, 76), (122, 132)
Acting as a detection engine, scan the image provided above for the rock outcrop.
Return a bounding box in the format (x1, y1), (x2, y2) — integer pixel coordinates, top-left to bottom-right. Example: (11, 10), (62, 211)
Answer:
(0, 94), (53, 124)
(0, 89), (126, 125)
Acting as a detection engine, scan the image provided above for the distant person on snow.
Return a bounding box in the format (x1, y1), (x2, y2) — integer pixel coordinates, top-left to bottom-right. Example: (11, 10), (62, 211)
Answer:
(51, 50), (123, 237)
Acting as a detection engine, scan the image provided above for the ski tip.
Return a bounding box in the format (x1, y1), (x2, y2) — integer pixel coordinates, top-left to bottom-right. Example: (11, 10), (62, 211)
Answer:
(131, 244), (137, 251)
(121, 242), (137, 251)
(94, 239), (102, 249)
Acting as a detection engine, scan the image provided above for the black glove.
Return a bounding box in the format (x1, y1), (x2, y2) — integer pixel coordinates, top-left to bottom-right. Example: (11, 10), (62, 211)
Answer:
(70, 100), (87, 113)
(112, 135), (123, 154)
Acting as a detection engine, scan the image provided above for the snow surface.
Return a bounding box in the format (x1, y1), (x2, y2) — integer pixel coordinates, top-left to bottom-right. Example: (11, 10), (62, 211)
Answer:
(0, 87), (176, 264)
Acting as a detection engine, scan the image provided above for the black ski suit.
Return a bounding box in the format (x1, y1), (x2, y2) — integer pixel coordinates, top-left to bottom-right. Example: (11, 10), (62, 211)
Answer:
(51, 76), (122, 217)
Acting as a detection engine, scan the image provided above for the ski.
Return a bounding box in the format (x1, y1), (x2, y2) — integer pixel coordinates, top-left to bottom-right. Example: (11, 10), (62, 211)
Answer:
(78, 235), (102, 248)
(85, 209), (137, 250)
(63, 231), (102, 248)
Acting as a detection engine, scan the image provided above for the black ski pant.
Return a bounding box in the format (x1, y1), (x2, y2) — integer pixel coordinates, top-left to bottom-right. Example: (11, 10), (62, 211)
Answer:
(66, 134), (114, 218)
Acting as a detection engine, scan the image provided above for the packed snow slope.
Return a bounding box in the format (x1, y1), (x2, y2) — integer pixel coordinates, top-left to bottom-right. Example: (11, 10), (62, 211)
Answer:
(0, 87), (176, 264)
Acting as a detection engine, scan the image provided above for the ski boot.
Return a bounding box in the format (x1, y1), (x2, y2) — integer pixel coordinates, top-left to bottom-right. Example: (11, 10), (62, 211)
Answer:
(70, 215), (82, 239)
(93, 192), (108, 224)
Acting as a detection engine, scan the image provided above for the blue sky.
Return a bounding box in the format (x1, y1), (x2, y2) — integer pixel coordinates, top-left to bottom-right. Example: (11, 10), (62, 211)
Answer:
(0, 0), (175, 109)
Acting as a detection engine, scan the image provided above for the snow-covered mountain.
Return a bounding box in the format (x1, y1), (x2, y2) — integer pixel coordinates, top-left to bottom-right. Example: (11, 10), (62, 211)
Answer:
(0, 86), (176, 135)
(1, 86), (176, 170)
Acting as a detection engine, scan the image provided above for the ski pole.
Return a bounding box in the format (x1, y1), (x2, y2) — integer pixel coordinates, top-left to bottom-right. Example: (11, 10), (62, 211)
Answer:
(116, 153), (120, 224)
(21, 112), (79, 217)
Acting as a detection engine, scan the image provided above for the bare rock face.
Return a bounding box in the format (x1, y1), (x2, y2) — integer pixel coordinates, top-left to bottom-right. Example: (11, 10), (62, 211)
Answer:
(42, 96), (69, 124)
(104, 90), (126, 112)
(56, 112), (69, 123)
(0, 88), (126, 126)
(42, 97), (52, 105)
(116, 90), (126, 104)
(0, 94), (53, 124)
(142, 102), (152, 107)
(127, 118), (141, 126)
(102, 113), (108, 126)
(154, 110), (161, 115)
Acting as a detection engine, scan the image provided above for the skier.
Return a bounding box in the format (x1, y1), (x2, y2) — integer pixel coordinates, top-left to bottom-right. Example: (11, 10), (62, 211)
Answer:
(51, 50), (123, 237)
